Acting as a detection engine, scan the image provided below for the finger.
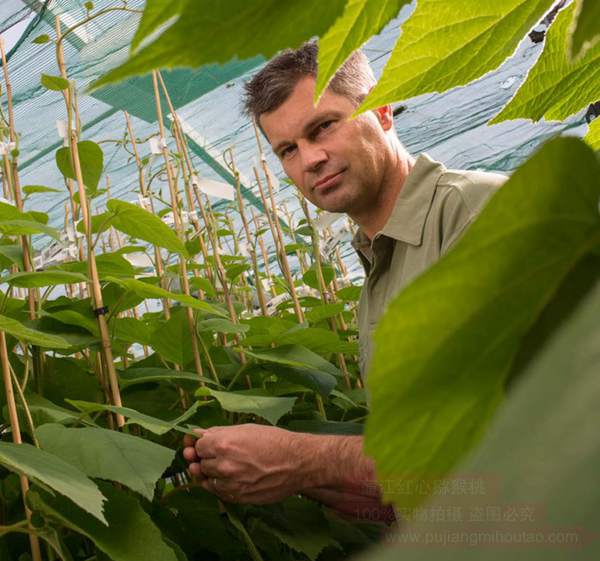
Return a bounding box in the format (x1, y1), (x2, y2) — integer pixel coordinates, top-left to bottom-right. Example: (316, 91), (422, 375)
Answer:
(198, 458), (220, 478)
(182, 434), (197, 447)
(182, 446), (199, 463)
(194, 431), (217, 458)
(187, 462), (206, 479)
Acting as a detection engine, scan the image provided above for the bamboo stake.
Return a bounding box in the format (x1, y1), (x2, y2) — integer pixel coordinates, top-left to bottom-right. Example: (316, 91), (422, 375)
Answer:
(281, 202), (308, 274)
(0, 332), (42, 561)
(226, 153), (268, 316)
(151, 71), (204, 379)
(251, 208), (277, 298)
(299, 198), (351, 388)
(55, 18), (124, 427)
(123, 110), (172, 317)
(253, 166), (304, 322)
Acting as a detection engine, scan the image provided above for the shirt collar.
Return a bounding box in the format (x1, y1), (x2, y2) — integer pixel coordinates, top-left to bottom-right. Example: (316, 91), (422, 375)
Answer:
(351, 153), (444, 255)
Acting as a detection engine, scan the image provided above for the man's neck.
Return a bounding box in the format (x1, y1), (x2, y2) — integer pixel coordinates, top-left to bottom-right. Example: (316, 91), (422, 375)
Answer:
(352, 146), (415, 240)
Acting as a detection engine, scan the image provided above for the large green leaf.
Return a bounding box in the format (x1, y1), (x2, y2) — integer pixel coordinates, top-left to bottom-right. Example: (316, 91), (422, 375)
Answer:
(315, 0), (410, 101)
(0, 219), (59, 239)
(37, 423), (175, 500)
(263, 364), (336, 398)
(357, 280), (600, 561)
(67, 399), (199, 435)
(365, 137), (600, 510)
(569, 0), (600, 60)
(48, 309), (99, 335)
(29, 483), (179, 561)
(150, 308), (194, 365)
(55, 141), (104, 195)
(203, 389), (296, 425)
(251, 496), (340, 561)
(4, 270), (88, 288)
(491, 3), (600, 123)
(60, 251), (136, 279)
(358, 0), (554, 113)
(0, 244), (23, 270)
(0, 442), (106, 524)
(244, 344), (342, 378)
(91, 0), (346, 90)
(110, 316), (154, 345)
(131, 0), (183, 51)
(0, 314), (70, 348)
(585, 116), (600, 150)
(107, 199), (187, 256)
(105, 276), (227, 317)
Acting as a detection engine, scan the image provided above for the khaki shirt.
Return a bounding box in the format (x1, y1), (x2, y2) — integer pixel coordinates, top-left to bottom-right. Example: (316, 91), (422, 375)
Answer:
(353, 153), (506, 379)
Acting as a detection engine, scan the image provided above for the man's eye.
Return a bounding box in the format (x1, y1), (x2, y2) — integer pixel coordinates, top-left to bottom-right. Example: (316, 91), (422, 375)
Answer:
(319, 120), (334, 131)
(281, 146), (296, 158)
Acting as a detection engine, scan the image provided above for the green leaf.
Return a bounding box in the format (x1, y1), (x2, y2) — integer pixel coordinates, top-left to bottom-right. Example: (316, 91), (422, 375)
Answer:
(197, 318), (249, 335)
(0, 219), (59, 239)
(29, 483), (179, 561)
(77, 211), (114, 235)
(358, 0), (554, 114)
(0, 442), (106, 523)
(569, 0), (600, 60)
(41, 74), (70, 91)
(189, 276), (216, 297)
(47, 309), (99, 336)
(305, 302), (345, 323)
(0, 314), (70, 348)
(204, 389), (296, 425)
(251, 496), (340, 561)
(149, 308), (194, 365)
(4, 270), (88, 288)
(302, 264), (334, 290)
(106, 276), (227, 317)
(315, 0), (410, 101)
(335, 284), (362, 301)
(91, 0), (347, 91)
(55, 140), (104, 194)
(37, 424), (175, 500)
(584, 116), (600, 150)
(32, 34), (50, 44)
(59, 251), (135, 279)
(67, 399), (199, 435)
(264, 364), (336, 397)
(119, 367), (218, 389)
(366, 137), (600, 510)
(491, 3), (600, 123)
(244, 344), (342, 378)
(131, 0), (184, 51)
(0, 244), (23, 269)
(24, 392), (86, 426)
(107, 199), (187, 256)
(363, 280), (600, 561)
(22, 185), (61, 195)
(110, 316), (153, 345)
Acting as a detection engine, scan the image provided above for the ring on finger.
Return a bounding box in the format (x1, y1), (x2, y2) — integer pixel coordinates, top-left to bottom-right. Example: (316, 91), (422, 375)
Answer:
(212, 477), (218, 487)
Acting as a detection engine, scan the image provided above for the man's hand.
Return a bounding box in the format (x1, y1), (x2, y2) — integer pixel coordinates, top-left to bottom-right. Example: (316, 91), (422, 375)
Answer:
(182, 423), (307, 504)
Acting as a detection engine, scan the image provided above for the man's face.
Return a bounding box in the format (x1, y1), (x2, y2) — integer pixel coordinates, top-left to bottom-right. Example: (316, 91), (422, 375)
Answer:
(259, 77), (392, 215)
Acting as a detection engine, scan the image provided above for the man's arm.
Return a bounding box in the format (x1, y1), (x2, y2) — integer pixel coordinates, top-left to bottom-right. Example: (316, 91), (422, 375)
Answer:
(182, 424), (394, 521)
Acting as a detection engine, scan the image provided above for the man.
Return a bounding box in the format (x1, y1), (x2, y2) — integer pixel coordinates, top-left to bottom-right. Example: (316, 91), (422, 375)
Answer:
(183, 42), (505, 519)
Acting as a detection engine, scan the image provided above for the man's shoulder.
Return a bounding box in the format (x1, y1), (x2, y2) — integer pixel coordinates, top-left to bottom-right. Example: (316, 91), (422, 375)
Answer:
(435, 166), (507, 218)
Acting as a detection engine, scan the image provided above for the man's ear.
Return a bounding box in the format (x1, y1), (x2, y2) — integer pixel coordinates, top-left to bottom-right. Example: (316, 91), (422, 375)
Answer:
(373, 105), (394, 131)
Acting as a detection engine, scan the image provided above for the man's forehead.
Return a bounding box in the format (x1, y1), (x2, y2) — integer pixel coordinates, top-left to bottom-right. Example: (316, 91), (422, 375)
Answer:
(259, 77), (351, 145)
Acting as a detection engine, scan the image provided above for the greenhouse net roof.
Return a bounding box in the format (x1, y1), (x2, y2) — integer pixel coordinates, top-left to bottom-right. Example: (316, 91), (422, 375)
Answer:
(0, 0), (588, 277)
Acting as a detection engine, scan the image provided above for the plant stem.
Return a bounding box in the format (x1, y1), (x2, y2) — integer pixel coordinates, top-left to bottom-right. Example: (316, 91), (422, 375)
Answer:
(0, 332), (42, 561)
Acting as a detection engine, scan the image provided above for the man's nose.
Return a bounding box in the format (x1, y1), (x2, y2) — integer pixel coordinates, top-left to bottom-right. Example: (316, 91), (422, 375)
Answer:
(298, 141), (327, 172)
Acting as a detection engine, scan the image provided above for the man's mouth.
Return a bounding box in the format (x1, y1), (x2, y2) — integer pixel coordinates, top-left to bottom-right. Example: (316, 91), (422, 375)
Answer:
(313, 170), (345, 191)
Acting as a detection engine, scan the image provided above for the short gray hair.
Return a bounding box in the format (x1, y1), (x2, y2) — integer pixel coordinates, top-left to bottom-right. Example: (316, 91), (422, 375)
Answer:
(243, 42), (376, 122)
